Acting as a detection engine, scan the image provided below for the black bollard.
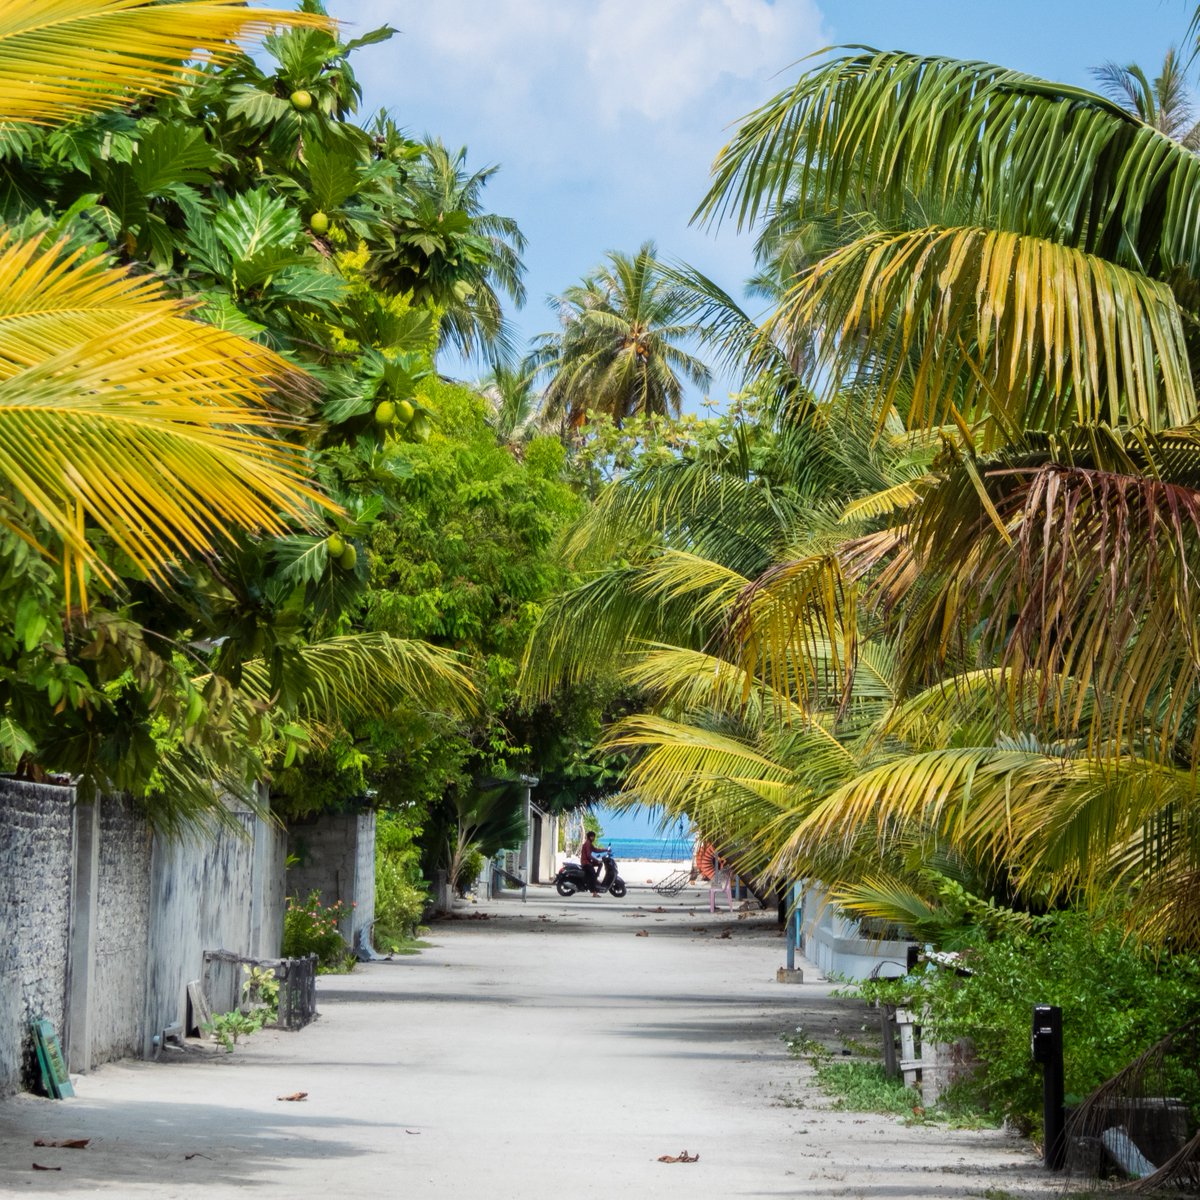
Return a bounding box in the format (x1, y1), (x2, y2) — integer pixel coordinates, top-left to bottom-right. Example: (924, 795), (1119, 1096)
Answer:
(1031, 1004), (1065, 1169)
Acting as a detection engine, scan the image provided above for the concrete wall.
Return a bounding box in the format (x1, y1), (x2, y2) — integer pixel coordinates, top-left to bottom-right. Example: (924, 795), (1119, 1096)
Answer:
(90, 798), (151, 1066)
(800, 881), (914, 981)
(0, 780), (288, 1095)
(286, 810), (375, 948)
(142, 805), (286, 1055)
(0, 780), (74, 1093)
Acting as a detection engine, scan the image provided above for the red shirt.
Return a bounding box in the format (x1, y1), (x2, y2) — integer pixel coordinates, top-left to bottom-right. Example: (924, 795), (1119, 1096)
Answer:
(581, 839), (598, 866)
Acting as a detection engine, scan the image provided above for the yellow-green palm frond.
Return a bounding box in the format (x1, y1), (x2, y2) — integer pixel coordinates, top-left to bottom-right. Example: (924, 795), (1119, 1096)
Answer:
(238, 633), (478, 724)
(620, 644), (800, 726)
(560, 451), (803, 578)
(520, 551), (750, 702)
(789, 745), (1065, 872)
(827, 873), (938, 933)
(0, 0), (330, 126)
(0, 236), (334, 598)
(603, 713), (797, 813)
(780, 225), (1194, 444)
(876, 669), (1055, 750)
(903, 437), (1200, 752)
(790, 743), (1200, 944)
(727, 553), (856, 715)
(839, 477), (934, 524)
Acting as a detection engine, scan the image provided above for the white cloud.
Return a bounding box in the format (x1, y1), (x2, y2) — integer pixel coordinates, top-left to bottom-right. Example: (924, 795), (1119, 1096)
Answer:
(336, 0), (825, 167)
(325, 0), (828, 394)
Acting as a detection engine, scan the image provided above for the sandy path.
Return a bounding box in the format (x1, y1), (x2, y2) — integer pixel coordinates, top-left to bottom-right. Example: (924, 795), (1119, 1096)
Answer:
(0, 882), (1057, 1198)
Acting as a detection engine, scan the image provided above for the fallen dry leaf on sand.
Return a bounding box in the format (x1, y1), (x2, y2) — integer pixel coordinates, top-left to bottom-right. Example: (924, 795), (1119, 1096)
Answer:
(277, 1092), (308, 1102)
(658, 1150), (699, 1163)
(720, 930), (732, 939)
(32, 1163), (61, 1171)
(635, 930), (649, 937)
(34, 1138), (88, 1149)
(405, 1129), (420, 1135)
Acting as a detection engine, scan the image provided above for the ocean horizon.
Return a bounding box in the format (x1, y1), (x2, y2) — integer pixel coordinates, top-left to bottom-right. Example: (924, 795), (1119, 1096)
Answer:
(606, 836), (693, 862)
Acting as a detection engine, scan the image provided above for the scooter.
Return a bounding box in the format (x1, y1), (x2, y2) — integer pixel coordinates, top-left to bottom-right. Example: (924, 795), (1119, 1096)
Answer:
(554, 852), (627, 898)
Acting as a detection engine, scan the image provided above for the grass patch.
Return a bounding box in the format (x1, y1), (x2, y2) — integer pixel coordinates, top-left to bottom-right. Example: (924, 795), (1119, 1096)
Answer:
(783, 1031), (998, 1128)
(382, 937), (432, 956)
(814, 1060), (922, 1115)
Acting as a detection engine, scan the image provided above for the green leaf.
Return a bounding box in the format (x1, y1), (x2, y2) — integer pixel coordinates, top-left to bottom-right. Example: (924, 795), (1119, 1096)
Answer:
(302, 139), (362, 212)
(130, 121), (218, 194)
(213, 188), (302, 263)
(225, 86), (292, 128)
(272, 266), (348, 309)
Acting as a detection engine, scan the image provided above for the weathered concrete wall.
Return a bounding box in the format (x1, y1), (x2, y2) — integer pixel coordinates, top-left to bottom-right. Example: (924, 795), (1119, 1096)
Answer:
(286, 810), (375, 947)
(90, 798), (151, 1066)
(142, 802), (288, 1053)
(1, 782), (289, 1093)
(0, 779), (74, 1095)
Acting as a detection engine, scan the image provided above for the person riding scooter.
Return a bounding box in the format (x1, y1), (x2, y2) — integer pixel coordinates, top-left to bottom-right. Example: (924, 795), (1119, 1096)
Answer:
(579, 830), (609, 895)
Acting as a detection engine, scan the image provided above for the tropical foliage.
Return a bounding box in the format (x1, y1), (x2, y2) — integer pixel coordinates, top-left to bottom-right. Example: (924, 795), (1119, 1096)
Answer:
(0, 4), (545, 831)
(524, 32), (1200, 955)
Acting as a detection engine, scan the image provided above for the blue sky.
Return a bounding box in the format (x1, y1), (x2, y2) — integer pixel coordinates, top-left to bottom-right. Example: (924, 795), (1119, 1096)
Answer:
(326, 0), (1194, 397)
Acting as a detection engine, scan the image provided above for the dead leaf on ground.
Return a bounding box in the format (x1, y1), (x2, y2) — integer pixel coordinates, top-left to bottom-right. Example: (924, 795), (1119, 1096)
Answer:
(277, 1092), (308, 1102)
(657, 1150), (699, 1163)
(635, 930), (649, 937)
(184, 1153), (212, 1161)
(405, 1129), (421, 1135)
(34, 1138), (88, 1149)
(32, 1163), (61, 1171)
(720, 930), (732, 939)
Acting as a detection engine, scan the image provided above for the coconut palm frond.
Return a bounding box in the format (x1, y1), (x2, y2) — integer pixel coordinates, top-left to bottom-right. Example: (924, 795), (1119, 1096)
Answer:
(827, 873), (939, 933)
(697, 48), (1200, 278)
(621, 644), (800, 726)
(602, 713), (799, 829)
(783, 225), (1194, 443)
(727, 553), (856, 714)
(0, 235), (333, 600)
(519, 554), (747, 702)
(560, 451), (805, 577)
(238, 633), (477, 723)
(0, 0), (329, 126)
(839, 477), (934, 524)
(907, 444), (1200, 752)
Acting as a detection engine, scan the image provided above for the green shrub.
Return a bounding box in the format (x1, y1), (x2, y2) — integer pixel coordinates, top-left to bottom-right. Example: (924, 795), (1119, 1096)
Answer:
(859, 912), (1200, 1131)
(814, 1060), (922, 1115)
(374, 809), (429, 951)
(282, 890), (353, 972)
(374, 852), (428, 950)
(204, 1010), (264, 1053)
(455, 848), (484, 895)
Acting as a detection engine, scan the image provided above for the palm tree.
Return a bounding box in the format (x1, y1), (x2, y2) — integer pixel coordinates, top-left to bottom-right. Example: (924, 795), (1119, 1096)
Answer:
(688, 46), (1200, 944)
(0, 2), (331, 601)
(477, 363), (550, 447)
(527, 242), (712, 427)
(369, 138), (527, 365)
(1093, 48), (1200, 146)
(525, 45), (1200, 948)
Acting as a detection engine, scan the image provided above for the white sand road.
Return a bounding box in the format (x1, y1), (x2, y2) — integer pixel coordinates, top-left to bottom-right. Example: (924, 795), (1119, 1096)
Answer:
(0, 880), (1058, 1199)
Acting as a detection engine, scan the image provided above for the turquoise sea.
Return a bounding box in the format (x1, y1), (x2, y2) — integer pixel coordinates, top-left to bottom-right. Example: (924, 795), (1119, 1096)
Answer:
(607, 836), (693, 862)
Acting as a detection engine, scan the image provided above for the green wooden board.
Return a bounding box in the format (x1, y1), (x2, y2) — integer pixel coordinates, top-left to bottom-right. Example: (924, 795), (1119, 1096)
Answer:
(31, 1019), (73, 1098)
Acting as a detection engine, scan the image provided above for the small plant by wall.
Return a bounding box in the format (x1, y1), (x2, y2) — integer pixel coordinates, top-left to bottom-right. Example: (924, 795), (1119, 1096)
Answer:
(282, 891), (354, 973)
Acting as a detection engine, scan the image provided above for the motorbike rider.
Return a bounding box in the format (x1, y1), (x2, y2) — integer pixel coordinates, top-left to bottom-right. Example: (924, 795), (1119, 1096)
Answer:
(579, 829), (608, 895)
